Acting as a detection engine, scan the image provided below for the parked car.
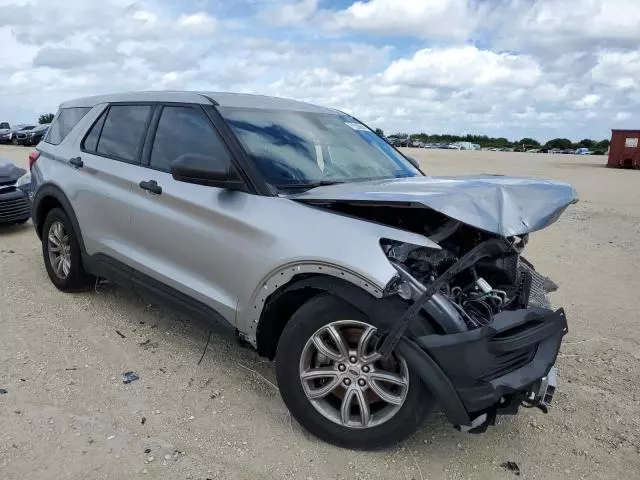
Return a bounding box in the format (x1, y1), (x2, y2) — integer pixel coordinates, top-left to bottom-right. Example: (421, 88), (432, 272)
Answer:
(31, 91), (576, 449)
(574, 148), (592, 155)
(14, 125), (39, 145)
(6, 125), (36, 145)
(0, 122), (12, 143)
(17, 124), (49, 146)
(0, 158), (32, 225)
(561, 149), (576, 154)
(526, 149), (540, 153)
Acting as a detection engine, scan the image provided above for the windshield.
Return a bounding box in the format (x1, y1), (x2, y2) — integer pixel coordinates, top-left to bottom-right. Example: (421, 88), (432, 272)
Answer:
(219, 107), (420, 189)
(0, 123), (9, 129)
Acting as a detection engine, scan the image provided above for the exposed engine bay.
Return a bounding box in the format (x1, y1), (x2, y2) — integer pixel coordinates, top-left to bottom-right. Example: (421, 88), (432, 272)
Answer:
(289, 176), (574, 436)
(322, 202), (558, 330)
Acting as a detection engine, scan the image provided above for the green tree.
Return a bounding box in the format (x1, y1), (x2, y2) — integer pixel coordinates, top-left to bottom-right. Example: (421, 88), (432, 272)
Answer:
(374, 128), (385, 137)
(517, 138), (540, 148)
(576, 138), (596, 149)
(39, 113), (55, 124)
(545, 138), (573, 150)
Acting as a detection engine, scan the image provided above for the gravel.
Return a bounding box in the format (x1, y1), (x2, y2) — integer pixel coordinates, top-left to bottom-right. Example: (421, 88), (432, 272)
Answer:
(1, 145), (639, 479)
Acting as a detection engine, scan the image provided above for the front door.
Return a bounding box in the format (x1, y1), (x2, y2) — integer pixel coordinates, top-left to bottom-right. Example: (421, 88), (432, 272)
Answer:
(127, 104), (249, 323)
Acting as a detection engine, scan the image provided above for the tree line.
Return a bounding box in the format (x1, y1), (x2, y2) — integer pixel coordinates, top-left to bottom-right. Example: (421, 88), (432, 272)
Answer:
(375, 129), (610, 152)
(39, 113), (55, 124)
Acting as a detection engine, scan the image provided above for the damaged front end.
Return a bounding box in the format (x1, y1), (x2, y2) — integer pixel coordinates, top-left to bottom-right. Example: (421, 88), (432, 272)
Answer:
(379, 233), (566, 432)
(290, 175), (577, 433)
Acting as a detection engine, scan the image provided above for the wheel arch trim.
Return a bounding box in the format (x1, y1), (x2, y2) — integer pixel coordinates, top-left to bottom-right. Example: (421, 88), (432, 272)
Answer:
(239, 262), (387, 347)
(32, 183), (86, 253)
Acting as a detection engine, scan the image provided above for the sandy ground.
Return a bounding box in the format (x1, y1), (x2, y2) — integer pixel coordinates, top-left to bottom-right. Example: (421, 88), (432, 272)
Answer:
(1, 144), (639, 480)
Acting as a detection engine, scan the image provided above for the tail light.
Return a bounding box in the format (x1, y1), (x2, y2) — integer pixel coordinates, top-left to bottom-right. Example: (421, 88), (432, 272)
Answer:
(28, 151), (40, 170)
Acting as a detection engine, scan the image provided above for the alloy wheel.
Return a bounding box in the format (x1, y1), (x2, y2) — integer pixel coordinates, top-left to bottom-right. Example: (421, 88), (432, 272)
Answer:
(299, 320), (409, 429)
(47, 220), (72, 279)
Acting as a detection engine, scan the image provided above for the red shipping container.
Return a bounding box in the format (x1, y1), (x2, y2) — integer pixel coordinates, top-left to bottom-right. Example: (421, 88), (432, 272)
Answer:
(608, 129), (640, 169)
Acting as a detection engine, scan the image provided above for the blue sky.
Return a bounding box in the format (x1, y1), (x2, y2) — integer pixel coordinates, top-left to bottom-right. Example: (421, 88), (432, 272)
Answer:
(1, 0), (639, 142)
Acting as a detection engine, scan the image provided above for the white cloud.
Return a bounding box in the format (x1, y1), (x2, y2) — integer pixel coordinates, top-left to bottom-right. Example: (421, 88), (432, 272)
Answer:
(176, 13), (218, 35)
(574, 94), (601, 109)
(328, 0), (479, 39)
(382, 46), (542, 89)
(0, 0), (639, 142)
(492, 0), (640, 56)
(263, 0), (319, 25)
(590, 50), (640, 90)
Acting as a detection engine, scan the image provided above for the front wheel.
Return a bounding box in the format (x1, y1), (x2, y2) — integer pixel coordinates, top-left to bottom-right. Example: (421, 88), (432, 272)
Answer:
(41, 208), (93, 291)
(275, 294), (432, 450)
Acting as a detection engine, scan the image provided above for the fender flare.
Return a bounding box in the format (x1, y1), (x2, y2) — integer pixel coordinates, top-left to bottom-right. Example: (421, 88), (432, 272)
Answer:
(32, 183), (86, 253)
(241, 262), (387, 345)
(269, 275), (472, 426)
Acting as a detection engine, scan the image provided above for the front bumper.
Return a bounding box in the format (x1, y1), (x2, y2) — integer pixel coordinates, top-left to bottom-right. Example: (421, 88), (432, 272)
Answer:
(399, 307), (567, 429)
(0, 187), (32, 223)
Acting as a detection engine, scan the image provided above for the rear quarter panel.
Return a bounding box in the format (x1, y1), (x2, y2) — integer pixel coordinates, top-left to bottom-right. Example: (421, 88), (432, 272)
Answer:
(33, 104), (137, 263)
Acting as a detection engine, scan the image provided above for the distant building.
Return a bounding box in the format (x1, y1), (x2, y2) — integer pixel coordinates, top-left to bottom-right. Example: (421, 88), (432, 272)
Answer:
(608, 129), (640, 169)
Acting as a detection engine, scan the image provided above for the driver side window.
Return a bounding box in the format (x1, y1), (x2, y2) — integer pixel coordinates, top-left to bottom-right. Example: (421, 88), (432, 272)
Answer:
(150, 106), (231, 173)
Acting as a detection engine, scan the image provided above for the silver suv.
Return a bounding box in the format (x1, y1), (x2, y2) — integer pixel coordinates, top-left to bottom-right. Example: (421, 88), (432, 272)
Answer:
(31, 91), (577, 449)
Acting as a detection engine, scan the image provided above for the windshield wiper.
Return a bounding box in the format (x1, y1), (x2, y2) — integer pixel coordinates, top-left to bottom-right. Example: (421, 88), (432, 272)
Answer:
(277, 180), (344, 191)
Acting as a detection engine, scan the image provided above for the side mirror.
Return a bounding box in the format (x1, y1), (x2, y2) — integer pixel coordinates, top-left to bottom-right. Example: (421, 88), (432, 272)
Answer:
(170, 154), (245, 190)
(404, 155), (421, 171)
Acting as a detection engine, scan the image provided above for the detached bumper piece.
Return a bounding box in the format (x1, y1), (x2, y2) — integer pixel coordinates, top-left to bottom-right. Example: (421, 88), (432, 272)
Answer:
(406, 307), (567, 432)
(0, 187), (31, 224)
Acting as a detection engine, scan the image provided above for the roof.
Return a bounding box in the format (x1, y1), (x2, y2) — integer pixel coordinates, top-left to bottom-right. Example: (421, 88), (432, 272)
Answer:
(60, 91), (337, 114)
(611, 129), (640, 133)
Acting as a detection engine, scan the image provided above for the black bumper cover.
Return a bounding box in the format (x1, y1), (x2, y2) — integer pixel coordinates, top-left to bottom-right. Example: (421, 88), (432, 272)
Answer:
(0, 187), (31, 224)
(397, 307), (567, 427)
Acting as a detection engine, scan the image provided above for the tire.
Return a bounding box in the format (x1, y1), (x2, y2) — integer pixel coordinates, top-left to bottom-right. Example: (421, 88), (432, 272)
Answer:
(41, 207), (93, 291)
(275, 294), (433, 450)
(11, 137), (18, 146)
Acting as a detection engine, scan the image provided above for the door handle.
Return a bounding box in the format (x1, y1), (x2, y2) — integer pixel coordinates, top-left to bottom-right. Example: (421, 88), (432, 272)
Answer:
(139, 179), (162, 195)
(69, 157), (83, 168)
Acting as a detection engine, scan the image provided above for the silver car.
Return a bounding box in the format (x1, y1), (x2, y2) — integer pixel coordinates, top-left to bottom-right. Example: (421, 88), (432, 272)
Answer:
(30, 91), (577, 449)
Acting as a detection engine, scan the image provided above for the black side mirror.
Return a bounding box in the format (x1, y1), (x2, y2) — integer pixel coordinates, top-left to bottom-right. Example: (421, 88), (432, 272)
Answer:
(170, 154), (245, 190)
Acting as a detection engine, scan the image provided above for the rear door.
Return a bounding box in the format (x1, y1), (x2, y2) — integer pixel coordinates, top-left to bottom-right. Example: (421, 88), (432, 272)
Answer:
(73, 103), (155, 266)
(128, 104), (248, 322)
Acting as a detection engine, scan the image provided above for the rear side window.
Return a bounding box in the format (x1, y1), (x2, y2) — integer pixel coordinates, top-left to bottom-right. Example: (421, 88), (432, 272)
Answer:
(45, 107), (91, 145)
(149, 106), (231, 173)
(83, 105), (151, 164)
(82, 110), (107, 152)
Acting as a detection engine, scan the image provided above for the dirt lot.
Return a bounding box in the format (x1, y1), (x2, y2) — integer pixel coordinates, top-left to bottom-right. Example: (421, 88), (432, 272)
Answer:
(1, 144), (639, 479)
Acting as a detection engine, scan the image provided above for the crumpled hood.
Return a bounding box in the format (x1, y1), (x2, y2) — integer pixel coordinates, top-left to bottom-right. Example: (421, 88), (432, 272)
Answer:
(288, 175), (578, 237)
(0, 159), (26, 185)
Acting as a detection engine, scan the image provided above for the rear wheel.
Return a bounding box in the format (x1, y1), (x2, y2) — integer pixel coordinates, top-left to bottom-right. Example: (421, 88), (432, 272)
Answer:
(42, 208), (93, 291)
(275, 294), (432, 450)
